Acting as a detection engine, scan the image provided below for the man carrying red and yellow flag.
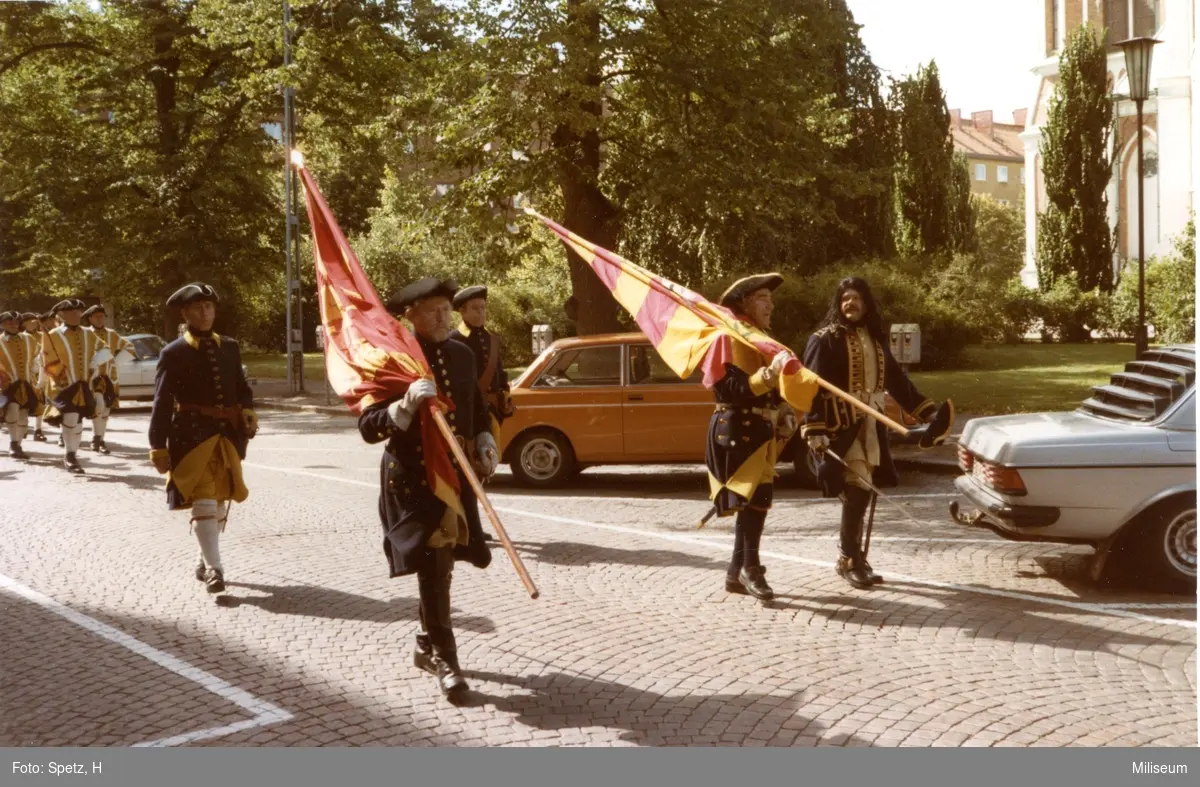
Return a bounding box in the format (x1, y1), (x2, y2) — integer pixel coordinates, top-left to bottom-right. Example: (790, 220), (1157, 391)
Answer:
(296, 159), (496, 702)
(525, 209), (822, 602)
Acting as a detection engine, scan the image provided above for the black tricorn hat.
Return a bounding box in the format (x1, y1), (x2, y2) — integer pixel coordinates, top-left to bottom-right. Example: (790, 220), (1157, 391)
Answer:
(167, 282), (220, 309)
(718, 273), (784, 310)
(452, 285), (487, 310)
(0, 311), (16, 323)
(386, 277), (459, 313)
(51, 298), (86, 314)
(82, 304), (106, 318)
(20, 312), (38, 322)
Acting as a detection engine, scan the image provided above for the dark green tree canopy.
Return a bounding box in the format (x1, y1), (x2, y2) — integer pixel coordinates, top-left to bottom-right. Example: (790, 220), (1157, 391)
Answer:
(1036, 24), (1115, 293)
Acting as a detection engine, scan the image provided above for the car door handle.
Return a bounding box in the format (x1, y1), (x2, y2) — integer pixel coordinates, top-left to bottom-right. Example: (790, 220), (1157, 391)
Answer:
(626, 394), (644, 401)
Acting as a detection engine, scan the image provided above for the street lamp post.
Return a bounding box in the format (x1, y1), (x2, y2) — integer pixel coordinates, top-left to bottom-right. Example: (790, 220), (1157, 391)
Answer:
(1116, 36), (1161, 358)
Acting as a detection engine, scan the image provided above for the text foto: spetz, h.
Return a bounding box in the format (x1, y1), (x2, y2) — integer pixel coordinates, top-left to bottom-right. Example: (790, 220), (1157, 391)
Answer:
(12, 762), (103, 775)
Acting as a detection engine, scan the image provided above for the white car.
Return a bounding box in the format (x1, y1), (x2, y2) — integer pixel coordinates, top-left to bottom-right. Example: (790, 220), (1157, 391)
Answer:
(112, 333), (167, 402)
(950, 345), (1196, 593)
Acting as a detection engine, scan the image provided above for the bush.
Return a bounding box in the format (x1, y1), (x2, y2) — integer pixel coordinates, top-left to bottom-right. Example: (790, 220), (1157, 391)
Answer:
(1037, 274), (1103, 342)
(1091, 216), (1194, 344)
(995, 278), (1042, 343)
(1149, 218), (1195, 344)
(714, 258), (975, 370)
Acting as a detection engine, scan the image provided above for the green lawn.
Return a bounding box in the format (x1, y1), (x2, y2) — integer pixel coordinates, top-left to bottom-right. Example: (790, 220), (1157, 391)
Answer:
(909, 343), (1144, 415)
(242, 352), (328, 382)
(247, 343), (1152, 417)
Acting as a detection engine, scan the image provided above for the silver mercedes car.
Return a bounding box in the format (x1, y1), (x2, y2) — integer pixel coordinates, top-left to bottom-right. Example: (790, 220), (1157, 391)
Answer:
(950, 345), (1196, 593)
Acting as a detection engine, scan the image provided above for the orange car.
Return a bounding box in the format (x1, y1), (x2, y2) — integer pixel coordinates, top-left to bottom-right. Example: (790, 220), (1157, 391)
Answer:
(497, 332), (918, 488)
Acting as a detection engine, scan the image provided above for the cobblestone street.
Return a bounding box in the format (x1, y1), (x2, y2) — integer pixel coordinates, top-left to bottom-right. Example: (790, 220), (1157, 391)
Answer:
(2, 409), (1195, 748)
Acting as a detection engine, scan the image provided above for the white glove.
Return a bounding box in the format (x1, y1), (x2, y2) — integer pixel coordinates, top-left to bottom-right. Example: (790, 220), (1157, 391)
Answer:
(475, 432), (498, 477)
(386, 379), (438, 430)
(761, 350), (794, 387)
(777, 410), (798, 441)
(806, 434), (830, 454)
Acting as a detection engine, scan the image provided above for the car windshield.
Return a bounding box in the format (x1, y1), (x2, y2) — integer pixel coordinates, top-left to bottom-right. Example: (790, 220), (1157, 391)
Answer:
(1078, 345), (1195, 422)
(533, 345), (622, 387)
(131, 336), (165, 361)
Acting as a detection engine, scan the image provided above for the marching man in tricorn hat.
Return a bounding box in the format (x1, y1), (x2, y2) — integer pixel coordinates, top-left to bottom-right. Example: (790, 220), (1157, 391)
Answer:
(40, 298), (110, 473)
(358, 276), (498, 701)
(0, 311), (39, 460)
(148, 283), (258, 594)
(82, 304), (135, 454)
(701, 273), (799, 602)
(27, 311), (54, 443)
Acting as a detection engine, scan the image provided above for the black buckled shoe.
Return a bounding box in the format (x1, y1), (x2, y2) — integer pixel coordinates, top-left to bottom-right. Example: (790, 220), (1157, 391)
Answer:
(739, 565), (775, 601)
(836, 556), (873, 589)
(862, 561), (883, 585)
(10, 442), (27, 460)
(195, 559), (207, 582)
(725, 574), (749, 595)
(64, 453), (85, 474)
(204, 568), (226, 594)
(434, 657), (468, 699)
(414, 649), (468, 699)
(33, 430), (47, 442)
(92, 437), (110, 455)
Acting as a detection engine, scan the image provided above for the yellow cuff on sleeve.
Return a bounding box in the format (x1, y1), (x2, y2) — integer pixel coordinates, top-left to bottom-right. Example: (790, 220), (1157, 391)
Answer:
(149, 448), (169, 462)
(749, 370), (771, 396)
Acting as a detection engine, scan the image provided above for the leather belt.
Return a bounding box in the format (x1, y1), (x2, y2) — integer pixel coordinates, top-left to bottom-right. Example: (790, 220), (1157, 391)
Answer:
(176, 402), (242, 421)
(716, 404), (778, 422)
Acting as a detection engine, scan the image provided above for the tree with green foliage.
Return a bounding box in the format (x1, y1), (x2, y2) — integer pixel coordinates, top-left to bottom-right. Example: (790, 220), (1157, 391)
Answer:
(1036, 25), (1114, 293)
(0, 0), (431, 345)
(890, 60), (974, 257)
(388, 0), (894, 335)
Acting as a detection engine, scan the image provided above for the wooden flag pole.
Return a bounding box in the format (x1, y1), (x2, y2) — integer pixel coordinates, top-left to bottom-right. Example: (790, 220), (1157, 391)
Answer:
(812, 377), (911, 436)
(430, 407), (540, 600)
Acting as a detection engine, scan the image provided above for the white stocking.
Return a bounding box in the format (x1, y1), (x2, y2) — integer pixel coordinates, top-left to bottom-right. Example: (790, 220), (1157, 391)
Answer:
(192, 499), (224, 573)
(61, 412), (83, 453)
(92, 416), (108, 439)
(5, 404), (29, 442)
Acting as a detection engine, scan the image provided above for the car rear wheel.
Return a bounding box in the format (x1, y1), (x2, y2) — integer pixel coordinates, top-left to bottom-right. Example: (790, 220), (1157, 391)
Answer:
(510, 430), (576, 488)
(1131, 496), (1197, 593)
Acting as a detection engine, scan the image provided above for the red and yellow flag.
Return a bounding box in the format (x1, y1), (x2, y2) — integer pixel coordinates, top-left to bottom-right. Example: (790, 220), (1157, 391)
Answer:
(526, 208), (820, 413)
(295, 159), (465, 526)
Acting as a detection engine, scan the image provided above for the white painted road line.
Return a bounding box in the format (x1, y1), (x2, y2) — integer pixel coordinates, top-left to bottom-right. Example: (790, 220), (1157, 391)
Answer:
(237, 459), (1197, 630)
(0, 573), (294, 747)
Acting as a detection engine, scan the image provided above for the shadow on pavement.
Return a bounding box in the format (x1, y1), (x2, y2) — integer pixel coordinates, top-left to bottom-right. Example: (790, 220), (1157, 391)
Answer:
(764, 584), (1192, 655)
(508, 540), (729, 572)
(220, 581), (496, 633)
(461, 670), (857, 747)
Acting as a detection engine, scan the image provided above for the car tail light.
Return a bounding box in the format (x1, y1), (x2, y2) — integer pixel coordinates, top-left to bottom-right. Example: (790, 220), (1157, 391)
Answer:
(973, 458), (1027, 496)
(957, 444), (973, 472)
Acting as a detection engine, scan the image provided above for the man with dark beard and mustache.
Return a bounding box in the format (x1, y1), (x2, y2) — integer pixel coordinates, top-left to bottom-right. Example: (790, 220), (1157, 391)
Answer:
(800, 278), (943, 590)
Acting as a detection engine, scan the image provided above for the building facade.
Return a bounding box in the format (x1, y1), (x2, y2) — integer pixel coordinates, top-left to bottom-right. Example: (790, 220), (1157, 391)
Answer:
(1020, 0), (1196, 288)
(950, 109), (1027, 207)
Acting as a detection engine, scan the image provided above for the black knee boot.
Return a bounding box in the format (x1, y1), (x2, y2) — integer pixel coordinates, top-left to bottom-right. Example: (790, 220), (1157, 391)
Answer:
(733, 508), (773, 600)
(837, 486), (875, 589)
(726, 518), (747, 593)
(415, 547), (468, 698)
